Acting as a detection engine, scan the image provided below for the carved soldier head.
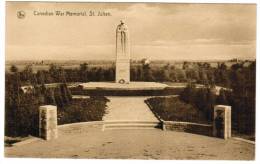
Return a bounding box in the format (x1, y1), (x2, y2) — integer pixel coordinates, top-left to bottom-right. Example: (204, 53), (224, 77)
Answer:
(117, 20), (127, 31)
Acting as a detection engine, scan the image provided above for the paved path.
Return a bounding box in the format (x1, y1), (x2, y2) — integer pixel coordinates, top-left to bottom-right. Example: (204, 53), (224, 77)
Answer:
(5, 127), (254, 160)
(103, 96), (159, 122)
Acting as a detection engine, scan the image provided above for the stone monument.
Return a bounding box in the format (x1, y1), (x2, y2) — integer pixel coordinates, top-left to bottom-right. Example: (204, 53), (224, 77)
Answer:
(39, 105), (58, 140)
(213, 105), (231, 139)
(115, 20), (130, 84)
(78, 21), (168, 91)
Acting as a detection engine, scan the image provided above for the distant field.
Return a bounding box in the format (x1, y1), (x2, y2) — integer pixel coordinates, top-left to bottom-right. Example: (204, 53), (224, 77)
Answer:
(5, 60), (245, 73)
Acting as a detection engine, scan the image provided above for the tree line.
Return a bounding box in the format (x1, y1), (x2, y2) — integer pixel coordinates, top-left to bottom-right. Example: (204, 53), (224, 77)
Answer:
(7, 61), (254, 89)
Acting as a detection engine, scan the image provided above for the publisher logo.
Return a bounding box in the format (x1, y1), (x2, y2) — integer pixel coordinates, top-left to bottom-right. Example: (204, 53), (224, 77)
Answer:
(17, 11), (25, 19)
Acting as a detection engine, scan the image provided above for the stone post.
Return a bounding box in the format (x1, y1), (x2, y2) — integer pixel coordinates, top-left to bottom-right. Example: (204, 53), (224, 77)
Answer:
(39, 105), (58, 140)
(213, 105), (231, 139)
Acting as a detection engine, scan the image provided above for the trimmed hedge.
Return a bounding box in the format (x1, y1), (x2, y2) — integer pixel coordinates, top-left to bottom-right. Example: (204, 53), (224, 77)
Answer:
(58, 96), (109, 125)
(70, 87), (184, 96)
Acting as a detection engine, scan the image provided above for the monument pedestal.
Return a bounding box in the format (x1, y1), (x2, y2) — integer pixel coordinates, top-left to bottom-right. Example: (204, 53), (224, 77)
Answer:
(74, 82), (170, 96)
(116, 59), (130, 83)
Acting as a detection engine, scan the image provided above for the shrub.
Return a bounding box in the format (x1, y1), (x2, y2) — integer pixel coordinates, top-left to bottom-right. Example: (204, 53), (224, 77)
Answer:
(5, 94), (41, 137)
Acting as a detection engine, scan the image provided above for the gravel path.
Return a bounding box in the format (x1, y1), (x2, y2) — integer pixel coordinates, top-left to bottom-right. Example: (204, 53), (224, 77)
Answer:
(5, 127), (254, 160)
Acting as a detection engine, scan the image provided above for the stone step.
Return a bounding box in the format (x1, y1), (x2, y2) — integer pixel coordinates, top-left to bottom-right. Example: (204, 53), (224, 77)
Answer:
(104, 127), (159, 130)
(103, 121), (162, 131)
(104, 120), (160, 124)
(105, 123), (160, 127)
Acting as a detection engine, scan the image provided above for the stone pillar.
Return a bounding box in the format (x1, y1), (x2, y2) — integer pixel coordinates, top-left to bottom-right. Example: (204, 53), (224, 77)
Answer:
(115, 20), (130, 84)
(39, 105), (58, 140)
(213, 105), (231, 139)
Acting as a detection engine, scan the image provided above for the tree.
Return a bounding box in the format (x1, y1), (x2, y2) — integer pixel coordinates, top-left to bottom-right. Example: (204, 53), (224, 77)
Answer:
(96, 68), (105, 81)
(22, 65), (33, 80)
(182, 61), (189, 69)
(224, 61), (256, 135)
(79, 63), (88, 82)
(60, 83), (72, 104)
(216, 89), (229, 105)
(143, 63), (154, 81)
(180, 83), (216, 122)
(176, 69), (187, 82)
(5, 70), (43, 136)
(54, 87), (64, 107)
(185, 69), (199, 82)
(136, 66), (143, 81)
(44, 88), (56, 105)
(206, 87), (216, 120)
(49, 64), (65, 83)
(214, 63), (230, 87)
(194, 88), (208, 112)
(198, 69), (208, 85)
(5, 72), (22, 136)
(180, 83), (196, 104)
(36, 70), (45, 84)
(130, 67), (137, 81)
(10, 65), (18, 73)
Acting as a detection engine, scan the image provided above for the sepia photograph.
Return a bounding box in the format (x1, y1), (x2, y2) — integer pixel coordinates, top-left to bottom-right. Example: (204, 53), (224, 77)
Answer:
(2, 0), (257, 161)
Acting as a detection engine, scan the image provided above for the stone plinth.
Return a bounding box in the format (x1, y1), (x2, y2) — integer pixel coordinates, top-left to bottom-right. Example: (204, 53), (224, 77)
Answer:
(79, 82), (168, 90)
(213, 105), (231, 139)
(39, 105), (58, 140)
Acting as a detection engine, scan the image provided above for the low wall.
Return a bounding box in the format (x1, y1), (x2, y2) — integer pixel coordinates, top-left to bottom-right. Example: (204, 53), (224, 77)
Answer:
(163, 121), (213, 136)
(145, 98), (213, 137)
(58, 121), (104, 134)
(57, 120), (212, 137)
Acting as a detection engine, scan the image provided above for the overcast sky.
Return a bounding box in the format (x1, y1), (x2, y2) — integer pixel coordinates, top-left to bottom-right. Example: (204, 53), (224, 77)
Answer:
(6, 2), (256, 61)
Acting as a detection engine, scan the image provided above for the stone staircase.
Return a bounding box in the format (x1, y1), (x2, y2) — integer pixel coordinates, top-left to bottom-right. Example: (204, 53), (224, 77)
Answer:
(103, 97), (161, 131)
(103, 121), (162, 131)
